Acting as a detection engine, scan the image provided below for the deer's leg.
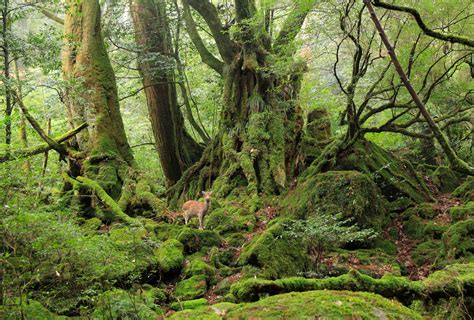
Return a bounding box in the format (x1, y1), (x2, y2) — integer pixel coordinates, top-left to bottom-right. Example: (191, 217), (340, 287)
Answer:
(198, 215), (204, 230)
(184, 216), (188, 225)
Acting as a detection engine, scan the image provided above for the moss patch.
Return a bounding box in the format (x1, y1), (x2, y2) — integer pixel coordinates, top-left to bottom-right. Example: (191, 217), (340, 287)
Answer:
(177, 228), (222, 254)
(174, 275), (208, 300)
(237, 219), (308, 279)
(283, 170), (388, 230)
(442, 219), (474, 260)
(155, 239), (184, 273)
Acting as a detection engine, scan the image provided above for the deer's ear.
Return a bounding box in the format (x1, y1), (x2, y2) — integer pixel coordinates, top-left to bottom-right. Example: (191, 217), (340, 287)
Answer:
(209, 191), (213, 195)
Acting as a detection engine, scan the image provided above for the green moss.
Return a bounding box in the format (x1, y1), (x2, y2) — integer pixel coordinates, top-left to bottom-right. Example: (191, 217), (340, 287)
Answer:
(92, 289), (161, 320)
(330, 248), (401, 277)
(230, 263), (474, 303)
(205, 207), (255, 234)
(177, 227), (222, 254)
(403, 215), (425, 240)
(452, 176), (474, 202)
(1, 299), (68, 320)
(412, 241), (443, 266)
(230, 290), (421, 319)
(442, 219), (474, 260)
(140, 285), (167, 306)
(449, 201), (474, 222)
(170, 298), (208, 311)
(238, 220), (308, 279)
(109, 224), (148, 245)
(184, 259), (216, 284)
(175, 275), (208, 300)
(155, 239), (184, 273)
(81, 217), (102, 234)
(335, 140), (432, 203)
(154, 223), (183, 241)
(283, 171), (388, 230)
(170, 291), (421, 319)
(432, 166), (464, 193)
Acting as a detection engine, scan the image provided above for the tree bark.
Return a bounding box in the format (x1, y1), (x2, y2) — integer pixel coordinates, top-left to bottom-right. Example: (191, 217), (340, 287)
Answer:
(364, 0), (474, 176)
(129, 0), (203, 187)
(2, 0), (12, 156)
(62, 0), (135, 199)
(169, 0), (315, 205)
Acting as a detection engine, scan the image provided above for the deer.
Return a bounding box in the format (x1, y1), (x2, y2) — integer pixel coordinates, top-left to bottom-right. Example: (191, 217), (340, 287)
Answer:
(182, 191), (212, 230)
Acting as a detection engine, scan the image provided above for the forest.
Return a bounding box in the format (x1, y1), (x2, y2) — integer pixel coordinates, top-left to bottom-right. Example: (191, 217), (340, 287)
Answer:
(0, 0), (473, 319)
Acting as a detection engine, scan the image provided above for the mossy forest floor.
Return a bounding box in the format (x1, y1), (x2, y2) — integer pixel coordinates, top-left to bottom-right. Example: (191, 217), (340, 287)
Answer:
(1, 168), (473, 319)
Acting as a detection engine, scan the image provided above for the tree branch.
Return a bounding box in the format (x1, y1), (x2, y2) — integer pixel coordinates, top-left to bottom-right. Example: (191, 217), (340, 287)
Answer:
(273, 0), (318, 53)
(372, 0), (474, 48)
(0, 123), (87, 163)
(182, 0), (224, 75)
(185, 0), (236, 64)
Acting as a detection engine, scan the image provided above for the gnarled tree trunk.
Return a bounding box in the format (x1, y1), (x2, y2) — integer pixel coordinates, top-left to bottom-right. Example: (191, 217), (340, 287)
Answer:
(169, 0), (316, 206)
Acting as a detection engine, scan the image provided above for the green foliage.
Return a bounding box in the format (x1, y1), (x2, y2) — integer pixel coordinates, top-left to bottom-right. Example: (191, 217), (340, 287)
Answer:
(92, 289), (162, 320)
(174, 275), (208, 300)
(155, 239), (184, 273)
(282, 215), (377, 271)
(1, 209), (157, 314)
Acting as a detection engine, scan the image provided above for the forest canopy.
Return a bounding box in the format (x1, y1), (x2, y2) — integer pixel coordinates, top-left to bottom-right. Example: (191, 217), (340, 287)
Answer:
(1, 0), (473, 319)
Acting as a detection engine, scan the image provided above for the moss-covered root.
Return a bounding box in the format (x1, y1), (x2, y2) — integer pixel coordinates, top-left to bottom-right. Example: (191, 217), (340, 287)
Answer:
(169, 290), (422, 319)
(73, 175), (134, 224)
(230, 263), (474, 303)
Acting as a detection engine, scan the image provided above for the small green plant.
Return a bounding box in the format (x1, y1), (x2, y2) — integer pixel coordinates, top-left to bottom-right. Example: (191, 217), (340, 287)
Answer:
(282, 212), (378, 272)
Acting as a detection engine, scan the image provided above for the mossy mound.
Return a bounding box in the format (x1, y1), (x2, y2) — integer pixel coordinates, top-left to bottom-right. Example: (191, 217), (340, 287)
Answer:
(139, 285), (167, 306)
(184, 259), (216, 284)
(335, 140), (431, 203)
(92, 289), (162, 319)
(155, 239), (184, 273)
(174, 275), (208, 300)
(237, 220), (308, 279)
(170, 298), (208, 311)
(169, 290), (421, 319)
(442, 219), (474, 260)
(81, 217), (102, 234)
(205, 206), (256, 234)
(283, 170), (387, 230)
(177, 227), (222, 254)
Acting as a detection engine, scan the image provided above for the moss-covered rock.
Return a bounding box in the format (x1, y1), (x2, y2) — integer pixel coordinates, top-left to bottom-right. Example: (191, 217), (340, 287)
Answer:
(237, 220), (308, 279)
(174, 275), (208, 300)
(283, 171), (388, 230)
(442, 219), (474, 260)
(92, 289), (162, 320)
(177, 227), (222, 254)
(432, 166), (464, 193)
(155, 239), (184, 273)
(184, 259), (216, 284)
(169, 291), (421, 319)
(170, 298), (208, 311)
(205, 207), (255, 234)
(335, 140), (432, 203)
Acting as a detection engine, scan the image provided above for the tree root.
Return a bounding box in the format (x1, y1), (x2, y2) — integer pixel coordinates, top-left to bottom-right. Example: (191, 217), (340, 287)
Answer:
(230, 263), (474, 304)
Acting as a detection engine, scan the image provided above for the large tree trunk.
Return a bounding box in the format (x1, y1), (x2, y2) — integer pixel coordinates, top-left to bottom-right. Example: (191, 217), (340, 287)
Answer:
(2, 0), (12, 156)
(129, 0), (202, 187)
(169, 0), (312, 206)
(62, 0), (135, 200)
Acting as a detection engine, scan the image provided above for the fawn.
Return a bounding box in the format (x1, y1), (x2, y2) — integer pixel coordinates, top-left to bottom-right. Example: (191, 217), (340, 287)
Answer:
(182, 191), (212, 229)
